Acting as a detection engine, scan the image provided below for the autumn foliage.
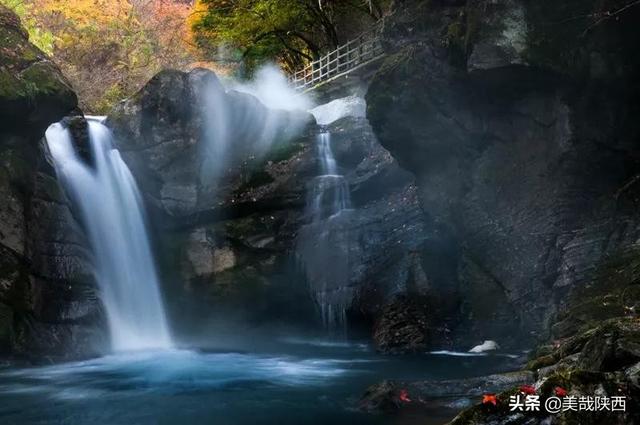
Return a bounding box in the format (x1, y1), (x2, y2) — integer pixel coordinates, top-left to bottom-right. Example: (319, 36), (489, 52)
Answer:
(1, 0), (391, 111)
(2, 0), (197, 113)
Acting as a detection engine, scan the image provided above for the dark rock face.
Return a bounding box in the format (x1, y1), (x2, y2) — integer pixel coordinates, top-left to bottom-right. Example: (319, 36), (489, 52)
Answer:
(0, 6), (104, 361)
(61, 115), (93, 167)
(367, 0), (640, 347)
(372, 296), (429, 354)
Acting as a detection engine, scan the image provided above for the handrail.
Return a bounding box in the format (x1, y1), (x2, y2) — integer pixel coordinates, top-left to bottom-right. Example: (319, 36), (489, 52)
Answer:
(288, 24), (385, 91)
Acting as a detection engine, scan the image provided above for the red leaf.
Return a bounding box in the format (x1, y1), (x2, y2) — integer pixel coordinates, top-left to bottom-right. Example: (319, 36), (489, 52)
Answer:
(520, 385), (536, 395)
(398, 389), (412, 403)
(554, 386), (567, 397)
(482, 394), (497, 406)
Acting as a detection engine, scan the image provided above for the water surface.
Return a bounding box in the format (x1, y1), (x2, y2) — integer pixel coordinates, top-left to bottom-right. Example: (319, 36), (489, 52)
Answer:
(0, 341), (513, 425)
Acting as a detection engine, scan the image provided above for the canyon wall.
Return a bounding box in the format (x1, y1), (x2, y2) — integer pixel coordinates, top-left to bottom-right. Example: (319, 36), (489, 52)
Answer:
(367, 0), (640, 345)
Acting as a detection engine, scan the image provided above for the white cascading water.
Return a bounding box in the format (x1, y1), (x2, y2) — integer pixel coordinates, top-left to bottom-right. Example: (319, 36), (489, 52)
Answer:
(45, 119), (172, 352)
(297, 96), (369, 332)
(297, 130), (354, 332)
(310, 132), (351, 221)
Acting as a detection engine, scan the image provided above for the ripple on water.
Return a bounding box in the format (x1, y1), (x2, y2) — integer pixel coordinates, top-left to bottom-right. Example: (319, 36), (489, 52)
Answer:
(0, 350), (362, 401)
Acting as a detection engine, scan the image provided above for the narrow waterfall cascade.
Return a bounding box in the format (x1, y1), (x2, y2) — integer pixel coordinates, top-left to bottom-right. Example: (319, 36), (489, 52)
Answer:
(45, 119), (172, 352)
(297, 130), (355, 332)
(311, 132), (352, 221)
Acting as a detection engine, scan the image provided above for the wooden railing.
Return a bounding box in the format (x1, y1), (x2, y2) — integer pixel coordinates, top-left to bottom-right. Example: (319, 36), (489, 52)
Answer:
(289, 26), (385, 92)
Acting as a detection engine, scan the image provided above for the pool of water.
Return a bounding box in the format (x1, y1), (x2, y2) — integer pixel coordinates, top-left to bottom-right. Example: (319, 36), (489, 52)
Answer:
(0, 340), (514, 425)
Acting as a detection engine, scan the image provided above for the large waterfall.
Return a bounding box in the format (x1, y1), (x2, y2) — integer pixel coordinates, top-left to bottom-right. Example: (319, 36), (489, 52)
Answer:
(45, 119), (172, 352)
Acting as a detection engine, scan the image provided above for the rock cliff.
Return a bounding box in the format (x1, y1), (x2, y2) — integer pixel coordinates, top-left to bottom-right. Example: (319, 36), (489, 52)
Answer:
(0, 5), (104, 361)
(367, 0), (640, 346)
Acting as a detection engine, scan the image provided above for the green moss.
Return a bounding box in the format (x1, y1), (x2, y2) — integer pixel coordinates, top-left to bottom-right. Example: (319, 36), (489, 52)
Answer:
(0, 69), (24, 99)
(238, 170), (274, 192)
(235, 139), (304, 192)
(549, 244), (640, 338)
(20, 61), (67, 97)
(367, 46), (417, 129)
(444, 3), (483, 68)
(526, 353), (558, 370)
(0, 16), (72, 105)
(264, 140), (304, 164)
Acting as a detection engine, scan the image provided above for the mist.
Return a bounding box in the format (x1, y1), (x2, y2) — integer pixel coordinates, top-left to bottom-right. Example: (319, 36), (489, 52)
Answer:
(199, 65), (314, 189)
(230, 64), (314, 112)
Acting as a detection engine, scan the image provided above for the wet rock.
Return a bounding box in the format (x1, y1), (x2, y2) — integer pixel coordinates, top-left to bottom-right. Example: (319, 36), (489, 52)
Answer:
(61, 115), (92, 167)
(578, 319), (640, 372)
(361, 371), (534, 413)
(373, 297), (429, 354)
(360, 380), (404, 412)
(182, 228), (237, 279)
(466, 0), (528, 72)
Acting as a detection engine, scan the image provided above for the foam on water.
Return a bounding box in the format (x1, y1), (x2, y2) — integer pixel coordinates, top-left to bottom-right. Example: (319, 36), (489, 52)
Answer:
(0, 350), (355, 401)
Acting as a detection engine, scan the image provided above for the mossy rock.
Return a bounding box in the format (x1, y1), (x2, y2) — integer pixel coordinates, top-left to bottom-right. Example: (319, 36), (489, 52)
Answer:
(366, 46), (419, 142)
(578, 317), (640, 372)
(551, 245), (640, 339)
(264, 140), (305, 164)
(529, 317), (640, 373)
(0, 5), (77, 128)
(237, 170), (275, 192)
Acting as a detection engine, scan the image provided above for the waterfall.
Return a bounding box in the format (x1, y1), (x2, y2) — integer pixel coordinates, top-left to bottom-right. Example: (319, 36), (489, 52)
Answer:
(297, 130), (354, 332)
(310, 132), (351, 221)
(45, 119), (172, 352)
